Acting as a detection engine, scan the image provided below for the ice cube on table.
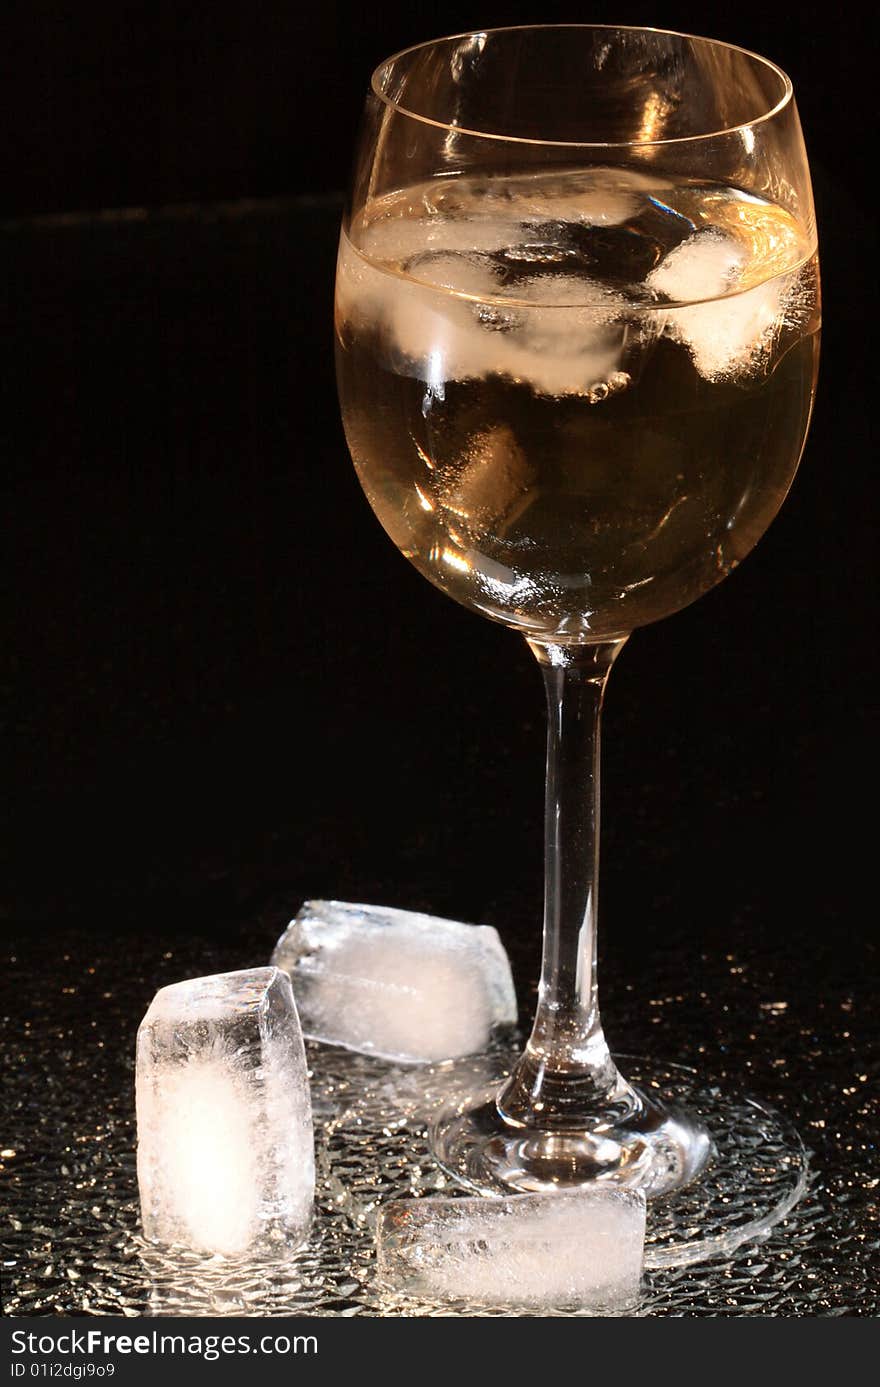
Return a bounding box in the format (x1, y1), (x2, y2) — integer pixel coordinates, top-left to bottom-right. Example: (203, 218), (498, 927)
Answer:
(271, 901), (517, 1064)
(376, 1188), (646, 1310)
(136, 966), (314, 1257)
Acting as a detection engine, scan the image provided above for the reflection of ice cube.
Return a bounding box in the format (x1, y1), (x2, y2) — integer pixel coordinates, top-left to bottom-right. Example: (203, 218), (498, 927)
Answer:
(438, 425), (534, 526)
(140, 1243), (306, 1316)
(136, 968), (314, 1256)
(470, 168), (648, 227)
(377, 1188), (646, 1310)
(362, 214), (528, 263)
(404, 251), (501, 295)
(647, 230), (789, 380)
(271, 901), (517, 1064)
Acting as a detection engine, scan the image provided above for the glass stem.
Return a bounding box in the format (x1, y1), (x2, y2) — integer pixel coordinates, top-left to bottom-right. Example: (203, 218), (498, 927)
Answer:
(497, 637), (639, 1131)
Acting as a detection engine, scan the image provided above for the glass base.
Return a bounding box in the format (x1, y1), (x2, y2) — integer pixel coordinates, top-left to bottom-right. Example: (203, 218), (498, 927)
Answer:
(427, 1053), (810, 1267)
(432, 1082), (712, 1198)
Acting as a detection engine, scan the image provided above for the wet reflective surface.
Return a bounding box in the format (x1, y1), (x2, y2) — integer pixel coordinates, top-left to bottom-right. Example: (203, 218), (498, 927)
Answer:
(3, 912), (876, 1316)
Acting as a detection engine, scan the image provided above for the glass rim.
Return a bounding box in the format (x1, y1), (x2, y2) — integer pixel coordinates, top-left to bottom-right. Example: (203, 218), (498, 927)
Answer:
(370, 23), (794, 149)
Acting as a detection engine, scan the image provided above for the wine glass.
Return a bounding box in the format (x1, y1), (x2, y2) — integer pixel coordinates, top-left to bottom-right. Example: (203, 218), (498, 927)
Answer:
(334, 25), (819, 1199)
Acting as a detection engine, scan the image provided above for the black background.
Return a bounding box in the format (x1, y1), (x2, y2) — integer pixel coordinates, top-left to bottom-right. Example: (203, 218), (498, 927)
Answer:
(3, 3), (875, 998)
(0, 2), (863, 216)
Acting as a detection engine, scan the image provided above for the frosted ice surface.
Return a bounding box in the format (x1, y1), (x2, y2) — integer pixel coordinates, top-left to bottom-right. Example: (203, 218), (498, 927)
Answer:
(377, 1188), (646, 1310)
(136, 967), (314, 1257)
(510, 273), (628, 396)
(337, 230), (632, 397)
(667, 276), (792, 381)
(438, 269), (621, 394)
(647, 229), (790, 380)
(648, 229), (744, 302)
(376, 252), (508, 391)
(361, 214), (530, 263)
(271, 900), (517, 1064)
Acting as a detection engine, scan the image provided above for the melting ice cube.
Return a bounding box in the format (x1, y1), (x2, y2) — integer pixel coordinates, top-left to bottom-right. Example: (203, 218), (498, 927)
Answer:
(271, 900), (517, 1064)
(508, 272), (630, 396)
(376, 1188), (646, 1310)
(648, 228), (744, 302)
(136, 967), (314, 1257)
(376, 251), (506, 386)
(336, 230), (634, 398)
(647, 229), (791, 381)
